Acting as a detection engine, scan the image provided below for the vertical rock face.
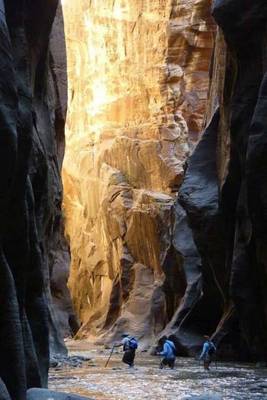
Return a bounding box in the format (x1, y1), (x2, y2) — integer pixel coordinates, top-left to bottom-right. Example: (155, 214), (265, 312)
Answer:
(0, 1), (67, 398)
(62, 0), (214, 342)
(63, 0), (267, 361)
(48, 4), (79, 347)
(175, 0), (267, 360)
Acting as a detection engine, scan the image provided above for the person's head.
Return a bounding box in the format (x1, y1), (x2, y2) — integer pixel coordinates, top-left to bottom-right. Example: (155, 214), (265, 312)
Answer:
(121, 333), (129, 338)
(158, 335), (167, 346)
(204, 335), (210, 341)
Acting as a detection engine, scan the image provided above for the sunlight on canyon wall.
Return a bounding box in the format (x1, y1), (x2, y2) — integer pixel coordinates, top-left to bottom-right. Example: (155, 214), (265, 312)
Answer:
(62, 0), (215, 342)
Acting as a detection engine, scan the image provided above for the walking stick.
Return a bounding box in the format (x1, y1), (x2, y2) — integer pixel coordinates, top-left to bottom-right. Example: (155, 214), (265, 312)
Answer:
(105, 345), (115, 368)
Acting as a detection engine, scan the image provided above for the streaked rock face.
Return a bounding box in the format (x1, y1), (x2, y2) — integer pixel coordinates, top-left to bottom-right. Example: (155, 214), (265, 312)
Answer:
(172, 0), (267, 361)
(0, 1), (68, 398)
(62, 0), (214, 342)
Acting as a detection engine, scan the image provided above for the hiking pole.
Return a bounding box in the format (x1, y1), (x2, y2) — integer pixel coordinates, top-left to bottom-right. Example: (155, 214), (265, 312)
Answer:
(105, 345), (115, 368)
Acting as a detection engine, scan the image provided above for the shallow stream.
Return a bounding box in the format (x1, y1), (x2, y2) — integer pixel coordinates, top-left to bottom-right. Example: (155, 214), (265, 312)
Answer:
(49, 341), (267, 399)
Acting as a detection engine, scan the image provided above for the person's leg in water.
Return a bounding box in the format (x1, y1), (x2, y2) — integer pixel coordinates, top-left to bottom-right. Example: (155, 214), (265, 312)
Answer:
(160, 358), (168, 369)
(129, 349), (135, 368)
(203, 354), (211, 370)
(168, 358), (175, 369)
(122, 349), (136, 368)
(160, 358), (175, 369)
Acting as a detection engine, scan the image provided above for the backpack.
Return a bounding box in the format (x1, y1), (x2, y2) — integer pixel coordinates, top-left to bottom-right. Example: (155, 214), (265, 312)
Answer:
(166, 340), (177, 357)
(207, 341), (216, 356)
(128, 337), (138, 350)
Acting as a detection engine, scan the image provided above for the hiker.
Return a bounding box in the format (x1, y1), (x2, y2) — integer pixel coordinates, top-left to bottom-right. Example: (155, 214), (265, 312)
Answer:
(199, 335), (216, 370)
(157, 336), (176, 369)
(115, 333), (138, 368)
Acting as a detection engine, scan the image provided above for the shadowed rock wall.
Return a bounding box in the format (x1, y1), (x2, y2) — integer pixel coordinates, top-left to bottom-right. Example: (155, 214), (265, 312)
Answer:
(0, 1), (69, 398)
(48, 3), (79, 346)
(62, 0), (215, 343)
(170, 0), (267, 361)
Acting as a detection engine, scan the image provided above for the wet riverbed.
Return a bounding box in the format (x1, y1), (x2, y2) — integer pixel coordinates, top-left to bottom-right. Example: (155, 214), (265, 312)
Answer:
(49, 341), (267, 399)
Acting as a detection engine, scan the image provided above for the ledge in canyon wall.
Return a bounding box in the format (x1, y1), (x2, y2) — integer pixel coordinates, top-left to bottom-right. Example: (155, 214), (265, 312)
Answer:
(62, 0), (215, 344)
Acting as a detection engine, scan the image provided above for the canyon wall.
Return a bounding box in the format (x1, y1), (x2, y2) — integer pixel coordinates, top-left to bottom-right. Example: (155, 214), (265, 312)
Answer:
(0, 1), (68, 399)
(63, 0), (267, 361)
(2, 1), (267, 399)
(169, 0), (267, 361)
(62, 0), (215, 343)
(49, 4), (79, 345)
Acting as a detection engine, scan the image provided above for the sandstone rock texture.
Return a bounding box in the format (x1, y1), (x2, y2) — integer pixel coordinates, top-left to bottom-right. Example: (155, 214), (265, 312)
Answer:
(49, 7), (79, 343)
(0, 1), (69, 398)
(62, 0), (215, 343)
(173, 0), (267, 360)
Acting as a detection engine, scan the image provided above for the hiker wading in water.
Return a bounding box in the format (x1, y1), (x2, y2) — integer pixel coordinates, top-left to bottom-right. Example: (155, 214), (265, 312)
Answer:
(115, 334), (138, 368)
(158, 336), (176, 369)
(199, 335), (216, 370)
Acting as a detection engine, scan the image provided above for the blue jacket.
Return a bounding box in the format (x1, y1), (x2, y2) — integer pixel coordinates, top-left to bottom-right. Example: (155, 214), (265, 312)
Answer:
(160, 340), (176, 359)
(200, 340), (216, 360)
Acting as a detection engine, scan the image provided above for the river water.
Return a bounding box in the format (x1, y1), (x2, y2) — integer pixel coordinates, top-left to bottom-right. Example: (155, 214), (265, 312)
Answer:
(49, 341), (267, 400)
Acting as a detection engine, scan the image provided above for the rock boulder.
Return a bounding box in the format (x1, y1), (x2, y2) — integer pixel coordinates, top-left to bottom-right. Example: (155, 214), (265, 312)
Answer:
(27, 389), (93, 400)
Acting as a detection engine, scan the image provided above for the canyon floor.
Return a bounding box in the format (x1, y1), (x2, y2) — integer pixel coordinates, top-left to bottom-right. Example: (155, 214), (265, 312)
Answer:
(49, 340), (267, 400)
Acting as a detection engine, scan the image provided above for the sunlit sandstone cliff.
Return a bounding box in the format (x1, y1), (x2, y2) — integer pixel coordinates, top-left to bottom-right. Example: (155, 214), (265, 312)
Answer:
(62, 0), (215, 342)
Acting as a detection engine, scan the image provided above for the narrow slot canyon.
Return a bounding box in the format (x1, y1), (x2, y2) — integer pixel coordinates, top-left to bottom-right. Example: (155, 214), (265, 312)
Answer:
(1, 1), (267, 400)
(61, 0), (215, 346)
